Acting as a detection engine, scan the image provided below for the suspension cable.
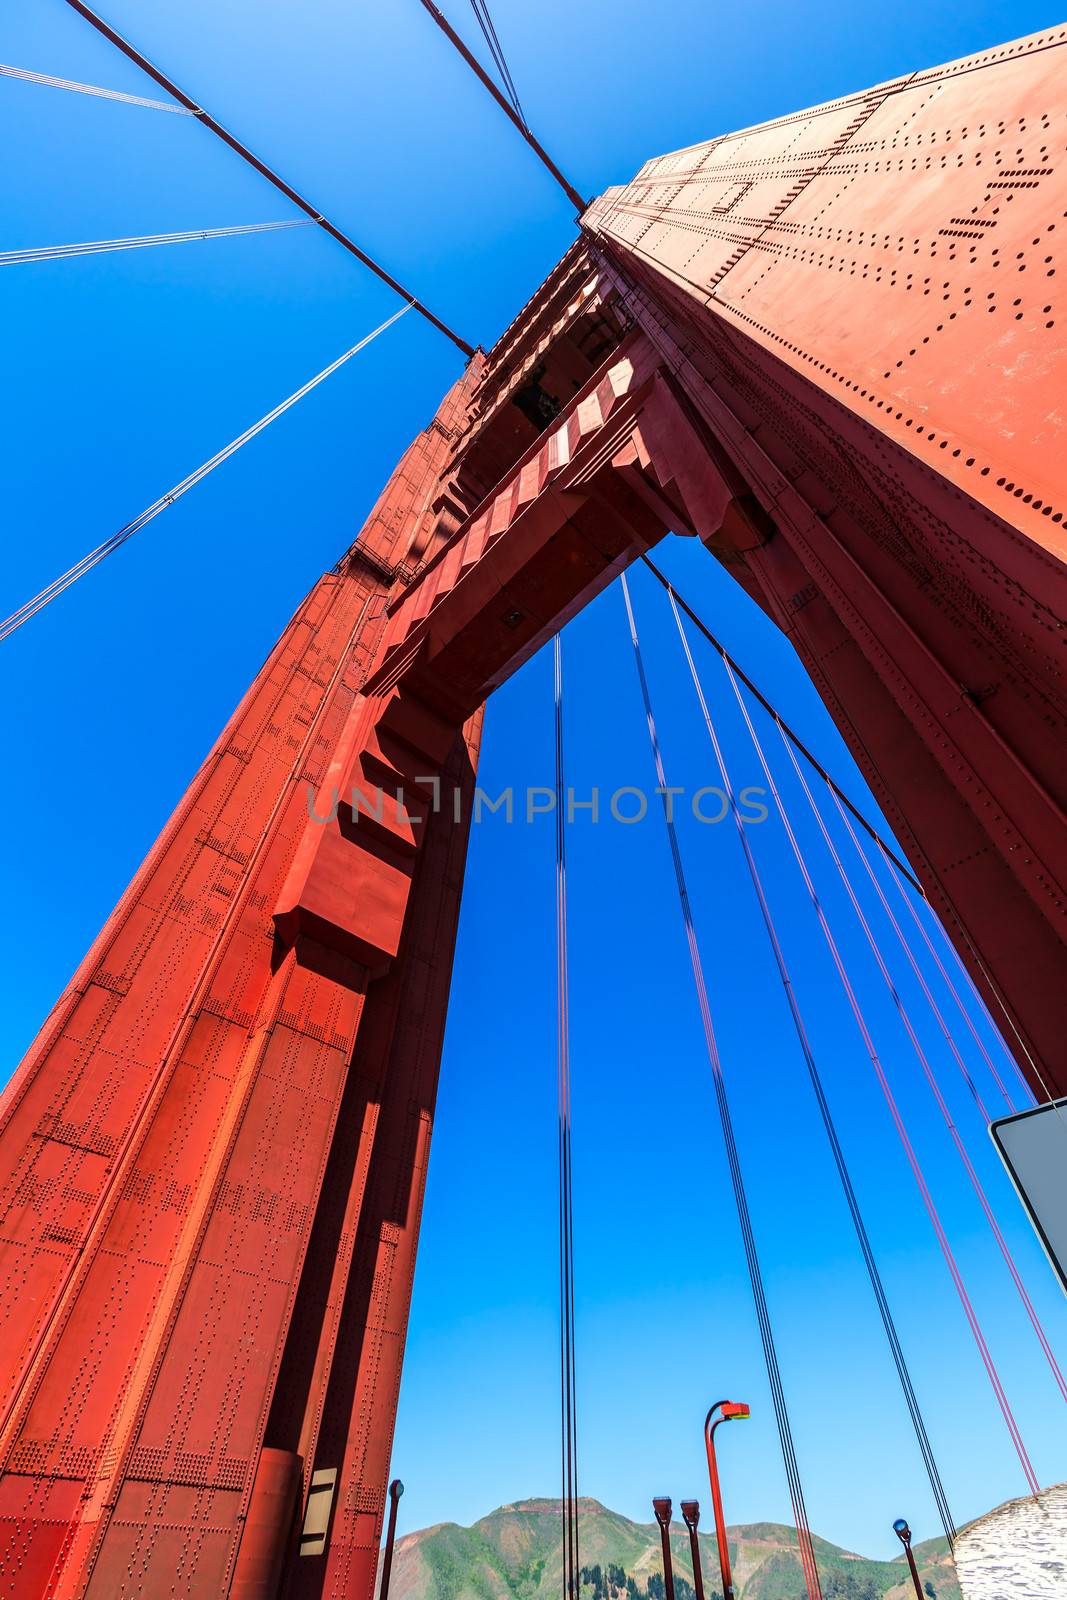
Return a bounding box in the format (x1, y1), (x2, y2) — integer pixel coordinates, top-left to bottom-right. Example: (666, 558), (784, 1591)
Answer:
(905, 883), (1045, 1109)
(640, 558), (923, 896)
(468, 0), (525, 124)
(0, 60), (193, 112)
(554, 634), (580, 1600)
(620, 572), (823, 1600)
(665, 587), (956, 1547)
(59, 0), (475, 357)
(0, 218), (312, 269)
(413, 0), (587, 213)
(641, 557), (1043, 1116)
(788, 751), (1067, 1413)
(722, 655), (1041, 1498)
(832, 796), (1002, 1124)
(882, 868), (1026, 1112)
(0, 305), (410, 644)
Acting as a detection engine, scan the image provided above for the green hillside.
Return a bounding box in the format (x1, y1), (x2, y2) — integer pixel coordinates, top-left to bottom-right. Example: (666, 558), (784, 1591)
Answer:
(383, 1499), (959, 1600)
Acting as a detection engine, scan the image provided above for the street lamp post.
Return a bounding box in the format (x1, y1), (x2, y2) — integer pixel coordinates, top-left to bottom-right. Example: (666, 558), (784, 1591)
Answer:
(652, 1497), (677, 1600)
(378, 1479), (405, 1600)
(680, 1500), (706, 1600)
(704, 1401), (750, 1600)
(892, 1519), (924, 1600)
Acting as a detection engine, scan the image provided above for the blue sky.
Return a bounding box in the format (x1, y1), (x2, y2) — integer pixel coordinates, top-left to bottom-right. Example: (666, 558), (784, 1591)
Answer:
(3, 0), (1066, 1567)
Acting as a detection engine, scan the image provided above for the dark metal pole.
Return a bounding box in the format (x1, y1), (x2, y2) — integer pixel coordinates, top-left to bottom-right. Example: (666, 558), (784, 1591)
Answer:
(704, 1406), (736, 1600)
(652, 1498), (677, 1600)
(680, 1501), (705, 1600)
(893, 1520), (924, 1600)
(412, 0), (587, 215)
(379, 1479), (405, 1600)
(59, 0), (476, 358)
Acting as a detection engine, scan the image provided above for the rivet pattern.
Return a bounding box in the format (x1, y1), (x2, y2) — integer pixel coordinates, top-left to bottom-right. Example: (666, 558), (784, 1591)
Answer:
(586, 26), (1066, 554)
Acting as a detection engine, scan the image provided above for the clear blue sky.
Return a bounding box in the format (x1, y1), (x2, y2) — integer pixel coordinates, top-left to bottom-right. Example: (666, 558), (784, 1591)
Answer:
(2, 0), (1066, 1566)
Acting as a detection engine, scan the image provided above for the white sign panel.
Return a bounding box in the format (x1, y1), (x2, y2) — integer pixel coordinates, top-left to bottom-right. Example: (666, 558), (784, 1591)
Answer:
(991, 1098), (1067, 1298)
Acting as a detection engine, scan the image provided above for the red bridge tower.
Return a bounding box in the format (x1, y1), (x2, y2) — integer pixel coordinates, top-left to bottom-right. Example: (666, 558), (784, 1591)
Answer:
(0, 27), (1065, 1598)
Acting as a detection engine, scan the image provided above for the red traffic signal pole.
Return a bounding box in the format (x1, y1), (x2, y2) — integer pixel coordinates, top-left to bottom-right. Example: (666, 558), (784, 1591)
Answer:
(704, 1402), (750, 1600)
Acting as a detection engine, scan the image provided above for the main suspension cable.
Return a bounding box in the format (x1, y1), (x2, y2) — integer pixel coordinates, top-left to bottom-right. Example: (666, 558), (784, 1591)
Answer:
(59, 0), (475, 357)
(0, 305), (410, 643)
(554, 634), (580, 1600)
(665, 586), (956, 1547)
(788, 748), (1067, 1413)
(620, 572), (823, 1600)
(413, 0), (587, 213)
(640, 557), (922, 895)
(0, 218), (311, 269)
(0, 60), (192, 112)
(723, 657), (1040, 1499)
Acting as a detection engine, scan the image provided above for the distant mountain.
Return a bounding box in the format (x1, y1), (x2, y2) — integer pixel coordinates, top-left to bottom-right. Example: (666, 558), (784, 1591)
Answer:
(382, 1498), (959, 1600)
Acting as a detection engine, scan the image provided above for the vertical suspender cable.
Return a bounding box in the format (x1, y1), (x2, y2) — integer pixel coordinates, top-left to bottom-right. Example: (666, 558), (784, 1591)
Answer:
(0, 306), (411, 642)
(882, 871), (1025, 1113)
(720, 657), (1041, 1498)
(883, 866), (1067, 1159)
(412, 0), (587, 213)
(638, 558), (923, 895)
(468, 0), (526, 124)
(664, 588), (956, 1547)
(639, 558), (1040, 1116)
(59, 0), (475, 357)
(0, 61), (195, 111)
(786, 754), (1067, 1411)
(620, 574), (823, 1600)
(832, 796), (1000, 1126)
(0, 218), (313, 269)
(897, 875), (1042, 1109)
(554, 634), (580, 1600)
(913, 887), (1067, 1157)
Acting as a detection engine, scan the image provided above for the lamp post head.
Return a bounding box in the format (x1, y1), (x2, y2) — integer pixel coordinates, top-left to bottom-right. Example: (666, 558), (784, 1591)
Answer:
(653, 1497), (673, 1529)
(680, 1500), (700, 1531)
(389, 1479), (405, 1502)
(721, 1403), (750, 1422)
(893, 1518), (911, 1547)
(705, 1399), (751, 1436)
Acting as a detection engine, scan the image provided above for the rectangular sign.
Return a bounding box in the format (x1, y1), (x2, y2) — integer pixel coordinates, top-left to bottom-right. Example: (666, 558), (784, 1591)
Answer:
(991, 1098), (1067, 1298)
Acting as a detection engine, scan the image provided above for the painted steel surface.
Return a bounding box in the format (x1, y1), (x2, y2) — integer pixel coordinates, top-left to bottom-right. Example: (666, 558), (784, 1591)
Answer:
(586, 26), (1066, 552)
